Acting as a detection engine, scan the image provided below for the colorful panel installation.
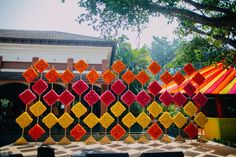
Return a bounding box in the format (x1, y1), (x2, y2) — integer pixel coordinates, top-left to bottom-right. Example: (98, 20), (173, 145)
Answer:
(15, 59), (211, 145)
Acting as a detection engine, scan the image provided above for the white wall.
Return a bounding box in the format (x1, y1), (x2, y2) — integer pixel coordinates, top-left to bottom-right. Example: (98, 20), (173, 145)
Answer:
(0, 43), (112, 64)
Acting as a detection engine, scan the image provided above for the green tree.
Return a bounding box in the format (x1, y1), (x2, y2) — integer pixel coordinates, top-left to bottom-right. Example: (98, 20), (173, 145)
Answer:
(61, 0), (236, 66)
(75, 0), (236, 51)
(167, 36), (236, 69)
(150, 37), (180, 74)
(115, 35), (152, 74)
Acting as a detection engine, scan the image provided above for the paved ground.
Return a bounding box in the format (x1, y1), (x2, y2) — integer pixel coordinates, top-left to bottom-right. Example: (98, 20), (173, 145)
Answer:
(1, 140), (236, 157)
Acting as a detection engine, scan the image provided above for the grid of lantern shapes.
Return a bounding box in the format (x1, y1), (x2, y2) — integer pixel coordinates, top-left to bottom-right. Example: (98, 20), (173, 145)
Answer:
(16, 59), (209, 143)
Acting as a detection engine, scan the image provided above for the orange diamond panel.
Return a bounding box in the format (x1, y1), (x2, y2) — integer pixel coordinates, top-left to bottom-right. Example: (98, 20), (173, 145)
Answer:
(74, 60), (88, 73)
(45, 67), (60, 82)
(147, 122), (163, 140)
(102, 69), (116, 84)
(160, 71), (172, 85)
(173, 71), (185, 85)
(184, 63), (196, 76)
(110, 124), (126, 141)
(111, 60), (126, 74)
(70, 124), (86, 141)
(136, 70), (150, 85)
(60, 69), (75, 83)
(192, 72), (205, 86)
(122, 70), (135, 84)
(34, 59), (49, 73)
(23, 67), (38, 82)
(86, 69), (100, 84)
(148, 61), (161, 75)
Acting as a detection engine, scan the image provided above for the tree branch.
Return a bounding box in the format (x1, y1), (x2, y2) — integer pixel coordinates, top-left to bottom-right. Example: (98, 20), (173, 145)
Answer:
(188, 25), (236, 48)
(148, 3), (236, 28)
(183, 0), (236, 15)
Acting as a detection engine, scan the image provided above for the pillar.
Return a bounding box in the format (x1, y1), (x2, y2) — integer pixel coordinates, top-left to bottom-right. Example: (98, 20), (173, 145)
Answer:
(65, 58), (74, 114)
(215, 95), (223, 118)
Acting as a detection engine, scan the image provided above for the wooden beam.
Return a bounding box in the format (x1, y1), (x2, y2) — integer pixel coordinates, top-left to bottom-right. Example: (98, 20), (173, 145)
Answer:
(102, 59), (109, 72)
(0, 56), (2, 70)
(1, 61), (103, 71)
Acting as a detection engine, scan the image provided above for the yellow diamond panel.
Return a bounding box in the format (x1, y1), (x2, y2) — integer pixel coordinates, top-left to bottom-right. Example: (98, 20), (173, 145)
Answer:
(110, 101), (126, 117)
(16, 112), (33, 128)
(136, 112), (151, 128)
(122, 112), (136, 128)
(147, 101), (163, 118)
(99, 112), (115, 129)
(158, 112), (173, 128)
(71, 102), (87, 118)
(29, 101), (46, 117)
(58, 112), (74, 129)
(184, 101), (198, 117)
(83, 113), (99, 128)
(42, 113), (58, 128)
(173, 112), (187, 128)
(194, 112), (208, 128)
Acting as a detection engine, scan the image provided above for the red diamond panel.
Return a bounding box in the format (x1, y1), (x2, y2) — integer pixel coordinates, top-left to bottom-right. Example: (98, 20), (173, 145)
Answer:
(121, 90), (136, 106)
(192, 92), (208, 107)
(19, 89), (36, 106)
(32, 79), (48, 95)
(43, 90), (59, 106)
(34, 59), (49, 73)
(173, 71), (185, 85)
(148, 80), (162, 96)
(183, 82), (196, 96)
(173, 92), (187, 107)
(59, 90), (75, 106)
(70, 124), (86, 141)
(100, 90), (116, 106)
(28, 124), (45, 141)
(147, 122), (163, 140)
(160, 71), (172, 85)
(192, 72), (205, 86)
(111, 79), (126, 95)
(110, 124), (126, 141)
(184, 63), (196, 76)
(84, 90), (100, 106)
(72, 80), (89, 95)
(159, 91), (173, 106)
(23, 68), (38, 82)
(136, 90), (151, 107)
(184, 123), (198, 139)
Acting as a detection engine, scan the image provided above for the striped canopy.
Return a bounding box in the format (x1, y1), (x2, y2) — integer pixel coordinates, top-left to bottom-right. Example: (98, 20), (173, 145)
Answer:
(162, 63), (236, 94)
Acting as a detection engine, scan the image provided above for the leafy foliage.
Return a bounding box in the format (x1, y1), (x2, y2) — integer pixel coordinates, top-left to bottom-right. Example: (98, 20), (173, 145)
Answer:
(115, 35), (152, 74)
(75, 0), (236, 51)
(167, 36), (236, 69)
(150, 37), (180, 75)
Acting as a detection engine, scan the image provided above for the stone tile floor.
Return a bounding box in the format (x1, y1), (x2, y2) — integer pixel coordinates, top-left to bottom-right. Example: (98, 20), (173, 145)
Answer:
(1, 140), (236, 157)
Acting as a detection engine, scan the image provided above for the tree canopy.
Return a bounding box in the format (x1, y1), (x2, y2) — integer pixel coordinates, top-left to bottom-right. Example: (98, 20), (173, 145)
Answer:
(167, 36), (236, 68)
(76, 0), (236, 50)
(150, 37), (179, 68)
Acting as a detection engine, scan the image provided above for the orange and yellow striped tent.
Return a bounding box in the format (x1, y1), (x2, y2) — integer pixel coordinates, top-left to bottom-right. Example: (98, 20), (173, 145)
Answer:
(162, 63), (236, 94)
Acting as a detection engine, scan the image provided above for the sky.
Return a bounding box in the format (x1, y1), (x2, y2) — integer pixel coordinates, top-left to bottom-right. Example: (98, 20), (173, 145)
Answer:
(0, 0), (179, 48)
